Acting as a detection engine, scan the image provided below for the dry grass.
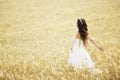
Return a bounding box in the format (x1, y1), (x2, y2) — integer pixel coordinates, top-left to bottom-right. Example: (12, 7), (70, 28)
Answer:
(0, 0), (120, 80)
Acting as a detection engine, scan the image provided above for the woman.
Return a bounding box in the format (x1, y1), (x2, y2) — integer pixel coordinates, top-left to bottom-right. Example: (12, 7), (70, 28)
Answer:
(68, 18), (104, 69)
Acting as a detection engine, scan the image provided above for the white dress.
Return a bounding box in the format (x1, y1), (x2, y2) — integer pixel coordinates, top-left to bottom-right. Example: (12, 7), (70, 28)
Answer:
(68, 38), (94, 69)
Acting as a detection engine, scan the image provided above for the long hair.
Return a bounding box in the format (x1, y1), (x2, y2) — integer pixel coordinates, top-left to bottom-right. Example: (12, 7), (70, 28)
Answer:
(77, 18), (88, 46)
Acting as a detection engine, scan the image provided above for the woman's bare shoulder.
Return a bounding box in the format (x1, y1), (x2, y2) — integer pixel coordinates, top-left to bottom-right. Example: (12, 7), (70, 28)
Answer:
(76, 32), (82, 39)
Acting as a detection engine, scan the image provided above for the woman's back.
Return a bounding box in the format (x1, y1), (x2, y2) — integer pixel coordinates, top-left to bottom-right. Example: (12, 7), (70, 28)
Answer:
(72, 32), (84, 49)
(73, 38), (83, 49)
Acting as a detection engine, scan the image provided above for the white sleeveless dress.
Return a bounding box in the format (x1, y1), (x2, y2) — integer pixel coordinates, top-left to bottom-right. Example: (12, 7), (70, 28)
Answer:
(68, 38), (94, 69)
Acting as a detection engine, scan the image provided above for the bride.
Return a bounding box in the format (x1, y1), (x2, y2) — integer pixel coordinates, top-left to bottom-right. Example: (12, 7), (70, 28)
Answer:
(68, 18), (104, 70)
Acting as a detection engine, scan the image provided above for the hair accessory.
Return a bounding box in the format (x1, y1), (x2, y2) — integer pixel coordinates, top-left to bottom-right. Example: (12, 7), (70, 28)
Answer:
(80, 19), (83, 25)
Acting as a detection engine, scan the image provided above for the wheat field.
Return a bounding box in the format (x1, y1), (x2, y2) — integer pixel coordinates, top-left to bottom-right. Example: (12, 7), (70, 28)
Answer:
(0, 0), (120, 80)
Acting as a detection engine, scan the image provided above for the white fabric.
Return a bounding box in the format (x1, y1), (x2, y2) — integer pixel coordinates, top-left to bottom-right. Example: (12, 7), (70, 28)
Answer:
(68, 38), (94, 69)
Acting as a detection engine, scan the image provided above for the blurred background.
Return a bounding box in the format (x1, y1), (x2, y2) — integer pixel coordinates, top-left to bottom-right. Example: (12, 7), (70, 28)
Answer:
(0, 0), (120, 79)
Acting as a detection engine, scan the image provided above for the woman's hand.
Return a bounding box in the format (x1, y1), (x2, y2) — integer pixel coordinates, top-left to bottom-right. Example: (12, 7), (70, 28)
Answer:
(98, 46), (104, 52)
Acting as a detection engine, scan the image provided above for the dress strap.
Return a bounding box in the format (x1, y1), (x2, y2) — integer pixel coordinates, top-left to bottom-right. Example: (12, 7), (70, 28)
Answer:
(79, 39), (81, 47)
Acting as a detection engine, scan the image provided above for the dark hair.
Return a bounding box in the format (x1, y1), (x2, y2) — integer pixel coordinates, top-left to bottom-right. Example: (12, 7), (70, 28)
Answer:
(77, 18), (88, 46)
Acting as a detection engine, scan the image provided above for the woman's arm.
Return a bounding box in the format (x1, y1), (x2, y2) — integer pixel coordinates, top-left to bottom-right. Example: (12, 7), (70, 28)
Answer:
(88, 36), (104, 52)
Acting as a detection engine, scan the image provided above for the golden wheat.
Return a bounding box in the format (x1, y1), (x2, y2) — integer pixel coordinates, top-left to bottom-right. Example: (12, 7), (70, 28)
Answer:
(0, 0), (120, 80)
